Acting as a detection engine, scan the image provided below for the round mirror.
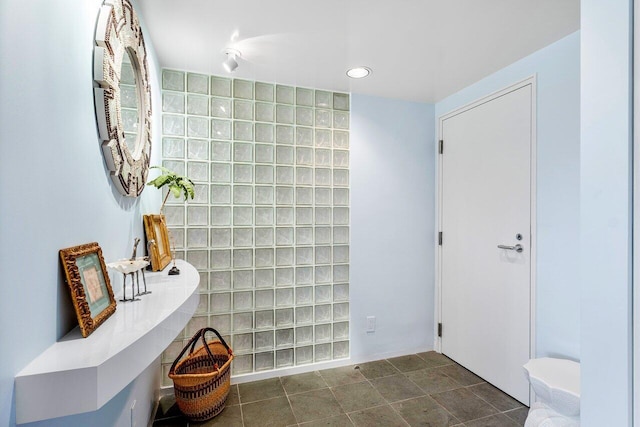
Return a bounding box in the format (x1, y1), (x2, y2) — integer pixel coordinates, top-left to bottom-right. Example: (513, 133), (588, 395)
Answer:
(94, 0), (152, 197)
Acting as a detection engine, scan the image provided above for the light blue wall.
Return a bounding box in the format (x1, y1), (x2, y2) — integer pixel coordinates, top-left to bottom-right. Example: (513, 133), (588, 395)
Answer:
(435, 32), (581, 361)
(580, 0), (632, 425)
(350, 94), (436, 361)
(0, 1), (162, 426)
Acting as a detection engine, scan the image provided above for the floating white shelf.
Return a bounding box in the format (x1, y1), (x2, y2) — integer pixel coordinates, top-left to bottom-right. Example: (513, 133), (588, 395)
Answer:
(15, 260), (199, 424)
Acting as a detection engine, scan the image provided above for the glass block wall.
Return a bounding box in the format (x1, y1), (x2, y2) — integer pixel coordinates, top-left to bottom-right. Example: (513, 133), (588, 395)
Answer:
(159, 69), (350, 380)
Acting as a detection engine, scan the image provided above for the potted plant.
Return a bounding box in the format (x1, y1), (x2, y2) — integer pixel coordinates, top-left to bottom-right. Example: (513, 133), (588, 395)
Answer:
(146, 166), (195, 213)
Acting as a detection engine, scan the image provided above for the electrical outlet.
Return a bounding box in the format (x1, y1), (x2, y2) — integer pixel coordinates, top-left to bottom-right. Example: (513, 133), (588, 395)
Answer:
(130, 400), (136, 427)
(366, 316), (376, 333)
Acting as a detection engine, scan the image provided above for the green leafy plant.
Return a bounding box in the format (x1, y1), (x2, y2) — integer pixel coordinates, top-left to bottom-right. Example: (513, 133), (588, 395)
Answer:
(147, 166), (195, 212)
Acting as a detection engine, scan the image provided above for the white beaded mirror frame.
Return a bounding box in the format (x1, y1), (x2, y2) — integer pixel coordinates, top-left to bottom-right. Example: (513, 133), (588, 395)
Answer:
(94, 0), (152, 197)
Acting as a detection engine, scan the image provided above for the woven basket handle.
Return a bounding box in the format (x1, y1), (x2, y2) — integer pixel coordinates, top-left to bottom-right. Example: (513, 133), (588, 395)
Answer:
(169, 327), (232, 375)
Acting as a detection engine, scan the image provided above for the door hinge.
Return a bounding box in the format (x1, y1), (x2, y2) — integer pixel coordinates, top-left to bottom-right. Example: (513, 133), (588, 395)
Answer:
(438, 323), (442, 337)
(438, 232), (442, 245)
(439, 140), (444, 154)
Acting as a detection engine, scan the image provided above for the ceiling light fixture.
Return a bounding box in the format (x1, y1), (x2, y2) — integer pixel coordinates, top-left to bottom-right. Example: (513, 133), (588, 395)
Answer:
(346, 66), (372, 79)
(222, 48), (241, 73)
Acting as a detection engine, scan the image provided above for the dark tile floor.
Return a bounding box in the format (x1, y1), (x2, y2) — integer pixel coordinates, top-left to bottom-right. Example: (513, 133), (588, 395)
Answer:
(153, 352), (529, 427)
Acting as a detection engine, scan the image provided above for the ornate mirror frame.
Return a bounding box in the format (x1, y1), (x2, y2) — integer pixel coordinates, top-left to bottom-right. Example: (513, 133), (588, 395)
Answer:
(94, 0), (152, 197)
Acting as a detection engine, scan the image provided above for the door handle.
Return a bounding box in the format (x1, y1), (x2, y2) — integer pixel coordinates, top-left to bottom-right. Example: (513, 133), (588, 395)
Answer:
(497, 244), (523, 253)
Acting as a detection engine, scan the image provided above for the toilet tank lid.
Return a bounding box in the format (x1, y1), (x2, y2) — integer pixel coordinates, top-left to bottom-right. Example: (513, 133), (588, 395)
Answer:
(523, 357), (580, 397)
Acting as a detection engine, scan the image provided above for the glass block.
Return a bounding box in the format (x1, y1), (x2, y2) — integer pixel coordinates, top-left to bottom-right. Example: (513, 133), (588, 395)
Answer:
(211, 185), (231, 204)
(296, 346), (313, 365)
(276, 146), (294, 165)
(333, 227), (349, 244)
(296, 127), (313, 147)
(233, 227), (253, 247)
(255, 289), (274, 309)
(233, 312), (254, 332)
(276, 125), (294, 144)
(165, 206), (184, 226)
(276, 329), (294, 348)
(296, 168), (313, 186)
(334, 111), (350, 130)
(187, 73), (208, 94)
(312, 189), (330, 207)
(296, 88), (313, 106)
(188, 206), (209, 226)
(296, 247), (313, 265)
(211, 292), (231, 313)
(333, 341), (349, 359)
(231, 186), (251, 206)
(276, 247), (294, 266)
(276, 186), (294, 205)
(211, 119), (231, 140)
(276, 308), (294, 327)
(334, 303), (349, 321)
(315, 149), (331, 167)
(187, 162), (208, 182)
(255, 82), (274, 102)
(296, 227), (313, 245)
(255, 123), (274, 143)
(211, 314), (231, 334)
(296, 286), (313, 305)
(276, 105), (294, 124)
(333, 150), (349, 168)
(277, 349), (294, 368)
(315, 129), (332, 148)
(276, 268), (294, 287)
(162, 364), (172, 387)
(233, 164), (253, 184)
(211, 249), (231, 269)
(234, 270), (253, 289)
(169, 228), (184, 249)
(185, 95), (208, 117)
(211, 163), (231, 183)
(296, 147), (313, 165)
(233, 291), (253, 311)
(315, 168), (331, 186)
(296, 107), (313, 126)
(255, 331), (274, 350)
(255, 248), (275, 267)
(163, 138), (185, 159)
(295, 306), (313, 326)
(187, 228), (208, 248)
(255, 102), (275, 122)
(256, 310), (274, 329)
(296, 326), (313, 345)
(187, 139), (208, 160)
(276, 288), (294, 306)
(255, 165), (274, 184)
(255, 228), (274, 246)
(234, 100), (253, 120)
(295, 207), (312, 225)
(315, 266), (332, 284)
(296, 307), (313, 328)
(296, 267), (313, 285)
(163, 341), (183, 363)
(333, 130), (349, 149)
(315, 207), (331, 225)
(210, 206), (231, 226)
(191, 184), (209, 204)
(234, 333), (253, 353)
(163, 92), (185, 113)
(211, 141), (231, 161)
(210, 271), (231, 291)
(187, 117), (209, 138)
(255, 269), (274, 288)
(122, 109), (138, 133)
(334, 265), (349, 282)
(315, 90), (332, 108)
(211, 76), (232, 97)
(163, 160), (185, 176)
(233, 249), (253, 268)
(276, 207), (294, 225)
(255, 186), (274, 204)
(234, 121), (253, 142)
(331, 189), (348, 207)
(315, 286), (332, 304)
(333, 93), (349, 111)
(255, 352), (275, 371)
(211, 97), (232, 118)
(315, 109), (332, 128)
(315, 247), (331, 264)
(276, 85), (295, 104)
(187, 315), (208, 336)
(334, 246), (349, 263)
(255, 207), (274, 226)
(333, 207), (349, 225)
(162, 69), (184, 91)
(233, 79), (254, 99)
(163, 115), (184, 136)
(187, 250), (208, 269)
(275, 227), (294, 246)
(198, 272), (208, 291)
(233, 143), (252, 163)
(315, 343), (331, 362)
(315, 324), (331, 343)
(315, 305), (332, 324)
(296, 188), (313, 205)
(232, 354), (253, 375)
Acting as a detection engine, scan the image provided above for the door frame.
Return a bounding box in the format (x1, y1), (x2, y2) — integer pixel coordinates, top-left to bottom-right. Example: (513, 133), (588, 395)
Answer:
(434, 76), (537, 379)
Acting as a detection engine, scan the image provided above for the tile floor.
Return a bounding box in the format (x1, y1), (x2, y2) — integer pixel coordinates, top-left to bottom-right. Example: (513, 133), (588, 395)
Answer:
(153, 351), (529, 427)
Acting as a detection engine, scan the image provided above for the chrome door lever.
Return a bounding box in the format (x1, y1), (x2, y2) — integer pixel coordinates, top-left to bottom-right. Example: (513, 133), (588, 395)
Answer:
(497, 244), (523, 253)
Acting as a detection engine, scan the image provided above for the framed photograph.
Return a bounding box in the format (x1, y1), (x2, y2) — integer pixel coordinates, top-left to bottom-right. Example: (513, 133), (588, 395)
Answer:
(143, 214), (172, 271)
(59, 242), (116, 337)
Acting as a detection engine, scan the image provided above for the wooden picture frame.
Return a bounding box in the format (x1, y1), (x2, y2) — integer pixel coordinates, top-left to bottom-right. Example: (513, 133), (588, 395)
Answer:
(143, 214), (172, 271)
(59, 242), (116, 338)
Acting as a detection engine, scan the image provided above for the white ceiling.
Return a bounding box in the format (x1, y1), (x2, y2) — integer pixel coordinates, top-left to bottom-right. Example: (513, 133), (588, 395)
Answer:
(137, 0), (580, 103)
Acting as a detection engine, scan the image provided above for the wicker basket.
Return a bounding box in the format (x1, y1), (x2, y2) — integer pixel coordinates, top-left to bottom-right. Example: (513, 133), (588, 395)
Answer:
(168, 327), (234, 421)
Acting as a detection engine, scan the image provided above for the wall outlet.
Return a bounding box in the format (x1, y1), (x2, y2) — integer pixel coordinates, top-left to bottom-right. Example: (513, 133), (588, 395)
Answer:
(366, 316), (376, 333)
(130, 400), (136, 427)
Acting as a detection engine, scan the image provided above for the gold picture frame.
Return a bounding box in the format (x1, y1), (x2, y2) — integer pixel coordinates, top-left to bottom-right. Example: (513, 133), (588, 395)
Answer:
(59, 242), (116, 338)
(143, 214), (172, 271)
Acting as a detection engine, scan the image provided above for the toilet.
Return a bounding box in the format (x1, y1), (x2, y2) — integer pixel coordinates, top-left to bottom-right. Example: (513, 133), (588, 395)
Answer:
(523, 358), (580, 426)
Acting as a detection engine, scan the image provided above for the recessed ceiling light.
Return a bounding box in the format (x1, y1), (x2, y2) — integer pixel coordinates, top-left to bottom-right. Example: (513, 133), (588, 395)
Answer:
(346, 66), (372, 79)
(222, 48), (241, 73)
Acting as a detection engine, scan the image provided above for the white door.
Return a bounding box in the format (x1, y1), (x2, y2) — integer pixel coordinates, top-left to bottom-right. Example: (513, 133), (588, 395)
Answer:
(439, 82), (533, 404)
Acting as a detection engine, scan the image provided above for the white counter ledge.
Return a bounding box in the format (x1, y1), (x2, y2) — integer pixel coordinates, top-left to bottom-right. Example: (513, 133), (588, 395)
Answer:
(15, 259), (199, 424)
